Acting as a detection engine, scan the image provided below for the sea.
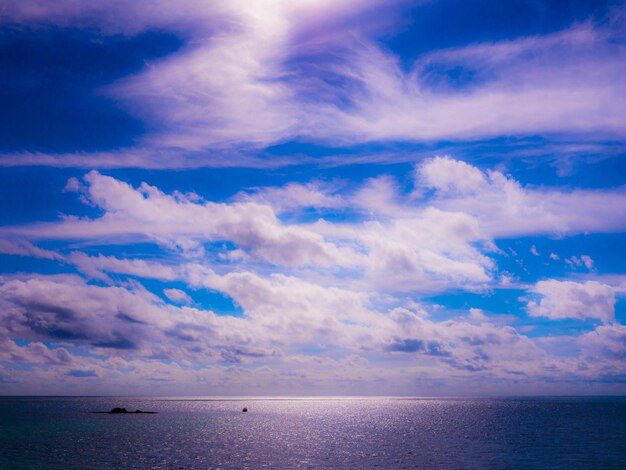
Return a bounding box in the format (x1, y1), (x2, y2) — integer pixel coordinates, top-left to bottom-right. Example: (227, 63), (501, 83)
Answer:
(1, 396), (625, 469)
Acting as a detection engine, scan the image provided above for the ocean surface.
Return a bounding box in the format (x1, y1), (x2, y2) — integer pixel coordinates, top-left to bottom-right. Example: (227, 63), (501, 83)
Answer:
(1, 396), (625, 469)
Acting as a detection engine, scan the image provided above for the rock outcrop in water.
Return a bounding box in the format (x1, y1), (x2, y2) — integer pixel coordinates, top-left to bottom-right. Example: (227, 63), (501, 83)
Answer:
(91, 407), (158, 414)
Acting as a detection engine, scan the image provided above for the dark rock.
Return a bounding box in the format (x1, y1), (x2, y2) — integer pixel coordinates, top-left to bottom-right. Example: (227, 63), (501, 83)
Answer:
(242, 407), (248, 412)
(90, 407), (158, 414)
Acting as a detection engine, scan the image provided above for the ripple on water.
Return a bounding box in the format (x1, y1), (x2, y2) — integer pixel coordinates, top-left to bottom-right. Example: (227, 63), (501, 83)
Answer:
(1, 397), (625, 469)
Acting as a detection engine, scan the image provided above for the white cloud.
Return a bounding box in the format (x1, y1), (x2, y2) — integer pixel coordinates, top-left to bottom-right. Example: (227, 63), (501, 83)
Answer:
(0, 270), (542, 373)
(1, 266), (624, 393)
(238, 181), (345, 212)
(580, 323), (626, 361)
(415, 157), (626, 238)
(566, 255), (595, 270)
(1, 2), (624, 165)
(3, 161), (625, 296)
(163, 288), (192, 304)
(0, 274), (274, 363)
(337, 23), (626, 144)
(415, 156), (486, 196)
(526, 280), (615, 322)
(68, 252), (178, 282)
(1, 170), (500, 293)
(0, 239), (62, 260)
(0, 3), (625, 394)
(15, 171), (355, 267)
(468, 308), (488, 323)
(357, 211), (492, 291)
(581, 255), (595, 270)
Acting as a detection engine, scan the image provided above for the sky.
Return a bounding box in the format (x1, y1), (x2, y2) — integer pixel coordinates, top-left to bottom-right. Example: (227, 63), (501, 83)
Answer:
(1, 0), (625, 396)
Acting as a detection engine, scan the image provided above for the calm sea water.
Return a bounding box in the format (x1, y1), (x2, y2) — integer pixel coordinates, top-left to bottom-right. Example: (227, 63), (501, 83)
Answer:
(1, 396), (625, 469)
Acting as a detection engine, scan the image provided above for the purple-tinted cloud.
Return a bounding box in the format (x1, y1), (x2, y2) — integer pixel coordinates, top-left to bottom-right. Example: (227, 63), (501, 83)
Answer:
(526, 280), (615, 322)
(0, 1), (625, 395)
(0, 2), (624, 168)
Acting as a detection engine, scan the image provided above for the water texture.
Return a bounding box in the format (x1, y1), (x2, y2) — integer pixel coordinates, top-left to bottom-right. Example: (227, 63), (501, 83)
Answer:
(1, 397), (625, 469)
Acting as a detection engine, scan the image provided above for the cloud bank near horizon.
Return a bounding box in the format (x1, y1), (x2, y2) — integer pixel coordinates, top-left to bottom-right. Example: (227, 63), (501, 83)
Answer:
(1, 157), (625, 395)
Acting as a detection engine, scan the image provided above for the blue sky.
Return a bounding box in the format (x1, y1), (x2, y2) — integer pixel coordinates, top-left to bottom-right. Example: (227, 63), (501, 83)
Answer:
(1, 0), (625, 396)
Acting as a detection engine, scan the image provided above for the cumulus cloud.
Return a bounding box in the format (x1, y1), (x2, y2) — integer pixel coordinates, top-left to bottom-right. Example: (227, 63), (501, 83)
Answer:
(0, 267), (623, 393)
(526, 280), (615, 322)
(416, 155), (487, 197)
(3, 160), (626, 294)
(1, 170), (498, 293)
(0, 158), (625, 391)
(0, 276), (160, 350)
(13, 171), (355, 267)
(0, 270), (544, 377)
(468, 308), (489, 323)
(580, 323), (626, 361)
(0, 274), (273, 363)
(0, 338), (75, 367)
(415, 156), (626, 237)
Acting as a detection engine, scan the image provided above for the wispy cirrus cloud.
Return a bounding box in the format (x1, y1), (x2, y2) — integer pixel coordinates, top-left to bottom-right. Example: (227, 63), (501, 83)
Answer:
(1, 1), (625, 168)
(99, 8), (626, 149)
(0, 238), (62, 260)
